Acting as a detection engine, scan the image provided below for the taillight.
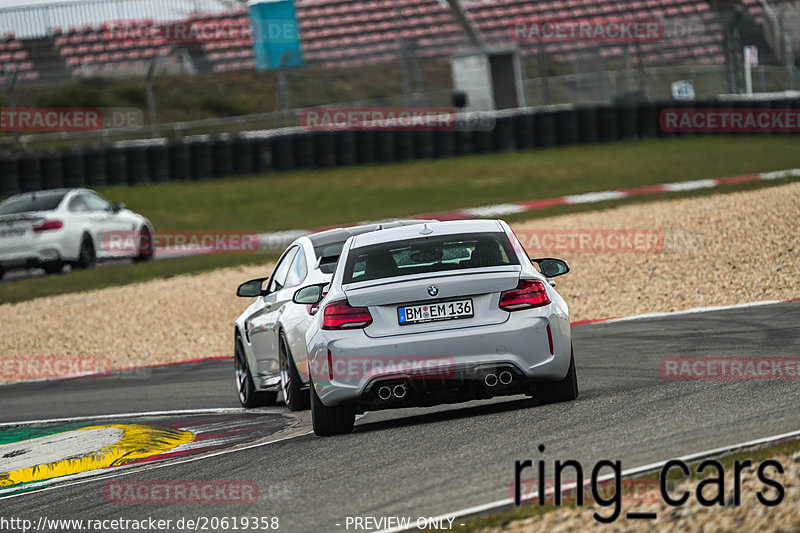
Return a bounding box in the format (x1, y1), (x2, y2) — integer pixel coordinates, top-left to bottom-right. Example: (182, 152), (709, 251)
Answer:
(499, 279), (550, 311)
(32, 219), (64, 233)
(322, 299), (373, 330)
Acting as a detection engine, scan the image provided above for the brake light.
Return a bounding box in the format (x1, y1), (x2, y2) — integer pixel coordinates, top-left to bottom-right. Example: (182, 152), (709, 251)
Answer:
(499, 279), (550, 311)
(322, 299), (373, 330)
(32, 219), (63, 233)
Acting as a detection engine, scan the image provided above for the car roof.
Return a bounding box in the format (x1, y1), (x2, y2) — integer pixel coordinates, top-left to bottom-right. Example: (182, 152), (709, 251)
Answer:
(308, 219), (433, 252)
(349, 219), (505, 249)
(3, 188), (88, 202)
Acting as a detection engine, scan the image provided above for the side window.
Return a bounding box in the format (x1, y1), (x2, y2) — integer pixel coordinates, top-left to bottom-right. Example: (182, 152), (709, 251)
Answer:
(284, 247), (308, 289)
(83, 193), (111, 212)
(268, 247), (299, 293)
(68, 195), (89, 213)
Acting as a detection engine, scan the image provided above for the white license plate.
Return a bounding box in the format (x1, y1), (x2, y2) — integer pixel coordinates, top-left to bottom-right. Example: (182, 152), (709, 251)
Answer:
(0, 228), (25, 239)
(398, 299), (473, 325)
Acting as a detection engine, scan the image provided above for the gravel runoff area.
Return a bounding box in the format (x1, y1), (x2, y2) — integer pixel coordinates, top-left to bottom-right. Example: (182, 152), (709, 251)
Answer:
(481, 446), (800, 533)
(0, 182), (798, 382)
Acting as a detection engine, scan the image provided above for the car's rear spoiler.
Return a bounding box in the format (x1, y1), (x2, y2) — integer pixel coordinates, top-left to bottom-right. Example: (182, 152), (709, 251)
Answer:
(315, 255), (340, 271)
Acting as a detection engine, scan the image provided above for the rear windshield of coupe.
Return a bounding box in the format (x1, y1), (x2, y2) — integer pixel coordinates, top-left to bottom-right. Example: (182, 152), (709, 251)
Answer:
(0, 192), (67, 215)
(343, 232), (519, 284)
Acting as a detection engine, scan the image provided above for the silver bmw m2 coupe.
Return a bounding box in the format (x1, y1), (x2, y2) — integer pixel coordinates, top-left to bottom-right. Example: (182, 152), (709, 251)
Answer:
(294, 219), (578, 436)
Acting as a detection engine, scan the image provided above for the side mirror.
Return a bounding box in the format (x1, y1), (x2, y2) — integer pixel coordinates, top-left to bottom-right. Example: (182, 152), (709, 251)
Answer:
(531, 257), (570, 278)
(237, 277), (269, 298)
(111, 202), (125, 213)
(293, 284), (326, 305)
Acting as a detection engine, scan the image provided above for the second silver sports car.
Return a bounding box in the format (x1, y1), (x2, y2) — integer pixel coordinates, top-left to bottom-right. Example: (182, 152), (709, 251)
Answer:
(233, 220), (432, 411)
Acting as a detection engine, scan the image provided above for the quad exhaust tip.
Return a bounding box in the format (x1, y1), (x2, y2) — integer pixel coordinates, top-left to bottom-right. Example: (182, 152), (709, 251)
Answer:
(484, 373), (498, 387)
(499, 371), (513, 385)
(378, 384), (408, 400)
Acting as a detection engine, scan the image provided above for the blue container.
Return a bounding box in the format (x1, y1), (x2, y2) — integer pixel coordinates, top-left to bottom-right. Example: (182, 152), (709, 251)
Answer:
(249, 0), (304, 70)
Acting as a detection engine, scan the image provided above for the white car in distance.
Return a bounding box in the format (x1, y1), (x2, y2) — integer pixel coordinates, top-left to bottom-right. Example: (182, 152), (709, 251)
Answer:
(0, 188), (153, 279)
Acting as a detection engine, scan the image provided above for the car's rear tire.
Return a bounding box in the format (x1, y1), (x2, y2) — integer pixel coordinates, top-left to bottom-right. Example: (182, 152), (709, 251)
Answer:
(235, 339), (277, 408)
(134, 226), (154, 262)
(42, 261), (64, 274)
(76, 234), (96, 269)
(537, 347), (579, 405)
(310, 379), (355, 436)
(279, 335), (310, 411)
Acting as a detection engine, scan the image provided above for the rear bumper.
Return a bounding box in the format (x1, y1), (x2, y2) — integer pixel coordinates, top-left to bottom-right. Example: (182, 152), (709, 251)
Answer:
(308, 307), (571, 408)
(0, 244), (66, 269)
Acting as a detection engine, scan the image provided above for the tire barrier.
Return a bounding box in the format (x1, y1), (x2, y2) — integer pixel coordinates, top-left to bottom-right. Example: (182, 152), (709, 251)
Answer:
(189, 139), (212, 180)
(656, 101), (677, 139)
(314, 131), (337, 169)
(105, 146), (128, 186)
(168, 141), (192, 181)
(335, 130), (357, 166)
(395, 130), (415, 162)
(752, 99), (773, 137)
(375, 130), (396, 164)
(454, 128), (474, 156)
(146, 143), (169, 183)
(41, 150), (65, 190)
(232, 136), (254, 175)
(473, 128), (494, 154)
(414, 130), (434, 159)
(211, 136), (234, 178)
(84, 146), (107, 187)
(355, 130), (377, 165)
(125, 144), (149, 185)
(674, 100), (695, 138)
(493, 114), (518, 151)
(4, 97), (800, 194)
(555, 108), (579, 146)
(252, 136), (274, 173)
(577, 107), (599, 144)
(596, 106), (619, 143)
(637, 102), (659, 140)
(292, 132), (314, 170)
(617, 105), (639, 140)
(270, 134), (293, 171)
(535, 109), (557, 148)
(0, 153), (20, 196)
(514, 112), (536, 150)
(18, 154), (43, 192)
(433, 129), (455, 159)
(63, 148), (87, 188)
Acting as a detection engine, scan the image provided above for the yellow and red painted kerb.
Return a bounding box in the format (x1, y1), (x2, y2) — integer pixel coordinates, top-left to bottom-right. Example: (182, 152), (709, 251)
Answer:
(0, 424), (193, 487)
(0, 414), (270, 491)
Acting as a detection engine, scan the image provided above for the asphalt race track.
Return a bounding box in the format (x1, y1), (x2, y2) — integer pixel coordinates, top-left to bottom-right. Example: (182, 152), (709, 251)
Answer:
(1, 301), (798, 532)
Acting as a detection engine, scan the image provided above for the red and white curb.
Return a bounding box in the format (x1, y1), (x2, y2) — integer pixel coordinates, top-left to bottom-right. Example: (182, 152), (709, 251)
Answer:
(418, 168), (800, 220)
(250, 167), (800, 247)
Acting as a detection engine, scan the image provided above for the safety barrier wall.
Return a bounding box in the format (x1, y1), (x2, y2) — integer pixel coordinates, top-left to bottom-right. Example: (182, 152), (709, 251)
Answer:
(1, 98), (799, 196)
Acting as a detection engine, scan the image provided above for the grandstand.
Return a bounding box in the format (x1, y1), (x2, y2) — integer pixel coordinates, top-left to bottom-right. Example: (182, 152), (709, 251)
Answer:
(0, 0), (796, 84)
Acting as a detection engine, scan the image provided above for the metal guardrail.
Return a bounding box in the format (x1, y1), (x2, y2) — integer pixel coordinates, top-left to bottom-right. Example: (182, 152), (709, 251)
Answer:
(3, 66), (798, 150)
(0, 90), (456, 149)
